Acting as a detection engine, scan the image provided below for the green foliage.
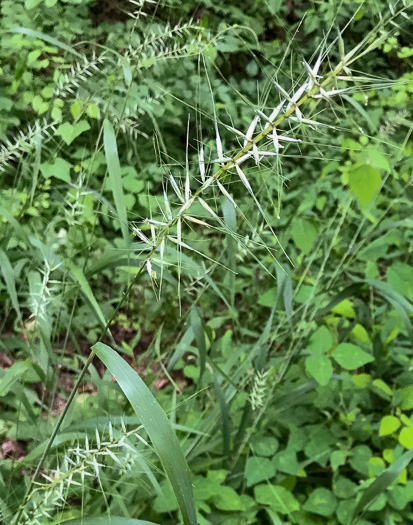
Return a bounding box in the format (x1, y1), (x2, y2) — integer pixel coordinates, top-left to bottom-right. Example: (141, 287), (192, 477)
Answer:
(0, 0), (413, 524)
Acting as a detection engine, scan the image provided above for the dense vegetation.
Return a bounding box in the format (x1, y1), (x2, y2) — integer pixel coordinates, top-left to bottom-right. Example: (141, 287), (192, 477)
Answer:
(0, 0), (413, 524)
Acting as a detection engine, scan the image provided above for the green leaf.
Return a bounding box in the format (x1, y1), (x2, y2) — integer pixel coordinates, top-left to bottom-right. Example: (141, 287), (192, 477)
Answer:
(350, 445), (372, 476)
(341, 94), (376, 133)
(291, 218), (317, 255)
(70, 102), (82, 119)
(92, 343), (196, 525)
(0, 359), (31, 397)
(333, 477), (357, 499)
(274, 448), (300, 475)
(258, 287), (277, 307)
(358, 148), (391, 171)
(245, 456), (276, 486)
(190, 306), (206, 380)
(308, 326), (333, 354)
(103, 119), (129, 242)
(401, 385), (413, 410)
(56, 121), (90, 145)
(25, 0), (43, 10)
(40, 157), (71, 182)
(86, 103), (100, 119)
(351, 448), (413, 523)
(332, 299), (355, 318)
(379, 416), (400, 437)
(0, 249), (21, 321)
(9, 27), (82, 57)
(330, 450), (348, 471)
(0, 204), (30, 244)
(304, 488), (337, 517)
(333, 343), (374, 370)
(305, 355), (333, 386)
(212, 486), (244, 511)
(121, 56), (133, 86)
(254, 484), (300, 514)
(250, 436), (279, 457)
(387, 262), (413, 301)
(399, 427), (413, 449)
(348, 164), (381, 208)
(60, 519), (158, 525)
(68, 262), (107, 329)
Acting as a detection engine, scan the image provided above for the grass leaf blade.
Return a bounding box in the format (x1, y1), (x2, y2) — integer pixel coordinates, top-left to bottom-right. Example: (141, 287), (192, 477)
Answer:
(60, 518), (158, 525)
(351, 448), (413, 523)
(68, 262), (107, 329)
(0, 249), (22, 322)
(103, 119), (129, 243)
(92, 342), (197, 525)
(190, 306), (207, 380)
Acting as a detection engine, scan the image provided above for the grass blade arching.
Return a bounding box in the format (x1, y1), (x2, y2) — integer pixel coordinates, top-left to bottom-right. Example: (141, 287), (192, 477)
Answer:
(351, 448), (413, 523)
(92, 342), (197, 525)
(69, 262), (107, 329)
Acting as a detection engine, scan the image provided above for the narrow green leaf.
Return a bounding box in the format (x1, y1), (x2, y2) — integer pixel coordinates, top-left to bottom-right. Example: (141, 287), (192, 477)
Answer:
(365, 279), (413, 339)
(341, 94), (376, 133)
(190, 306), (207, 380)
(59, 518), (158, 525)
(212, 371), (230, 458)
(0, 359), (31, 397)
(103, 119), (129, 242)
(92, 343), (196, 525)
(121, 56), (133, 86)
(0, 205), (30, 244)
(9, 27), (82, 57)
(351, 448), (413, 523)
(68, 262), (107, 329)
(275, 264), (293, 328)
(0, 249), (21, 321)
(222, 197), (237, 307)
